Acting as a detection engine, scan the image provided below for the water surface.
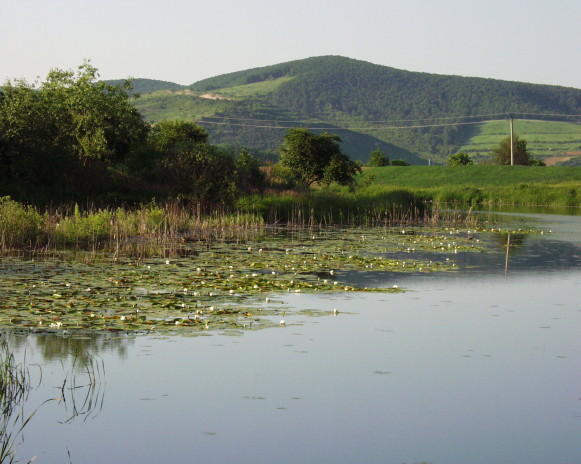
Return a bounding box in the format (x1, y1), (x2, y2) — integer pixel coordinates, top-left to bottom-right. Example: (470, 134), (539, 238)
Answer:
(6, 213), (581, 464)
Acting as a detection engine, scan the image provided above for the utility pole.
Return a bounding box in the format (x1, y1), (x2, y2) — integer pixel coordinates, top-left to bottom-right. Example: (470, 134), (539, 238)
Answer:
(510, 115), (515, 166)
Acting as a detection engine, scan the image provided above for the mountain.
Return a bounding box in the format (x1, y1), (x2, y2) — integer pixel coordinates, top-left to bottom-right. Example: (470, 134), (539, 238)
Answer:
(128, 56), (581, 164)
(106, 78), (186, 94)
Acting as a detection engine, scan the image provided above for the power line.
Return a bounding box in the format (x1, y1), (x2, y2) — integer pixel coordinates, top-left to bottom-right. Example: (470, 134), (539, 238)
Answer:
(201, 112), (512, 124)
(198, 119), (507, 131)
(198, 111), (581, 131)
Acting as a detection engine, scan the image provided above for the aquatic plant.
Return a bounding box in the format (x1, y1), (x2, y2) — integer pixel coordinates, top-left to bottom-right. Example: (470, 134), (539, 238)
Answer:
(0, 340), (33, 463)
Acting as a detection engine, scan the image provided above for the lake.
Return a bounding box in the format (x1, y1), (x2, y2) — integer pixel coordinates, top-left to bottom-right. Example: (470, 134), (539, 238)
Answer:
(3, 211), (581, 464)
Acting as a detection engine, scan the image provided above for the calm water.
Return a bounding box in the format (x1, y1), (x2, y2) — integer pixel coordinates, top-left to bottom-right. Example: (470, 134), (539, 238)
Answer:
(6, 213), (581, 464)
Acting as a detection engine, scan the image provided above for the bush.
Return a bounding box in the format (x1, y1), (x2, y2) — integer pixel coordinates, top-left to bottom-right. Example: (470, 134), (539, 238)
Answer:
(0, 197), (43, 248)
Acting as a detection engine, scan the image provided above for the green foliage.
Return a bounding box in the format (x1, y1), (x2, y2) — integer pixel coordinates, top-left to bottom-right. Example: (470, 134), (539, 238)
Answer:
(390, 159), (411, 166)
(0, 61), (148, 202)
(235, 149), (266, 193)
(39, 61), (148, 163)
(367, 149), (390, 166)
(494, 135), (534, 165)
(357, 165), (581, 207)
(105, 78), (186, 95)
(447, 152), (473, 165)
(457, 119), (581, 162)
(279, 128), (361, 187)
(149, 119), (208, 152)
(0, 197), (43, 248)
(159, 143), (239, 204)
(180, 56), (581, 162)
(54, 206), (114, 246)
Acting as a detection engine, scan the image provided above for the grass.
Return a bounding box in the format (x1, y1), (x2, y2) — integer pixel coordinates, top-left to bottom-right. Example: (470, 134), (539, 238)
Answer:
(133, 93), (231, 122)
(361, 165), (581, 187)
(458, 119), (581, 161)
(208, 76), (295, 99)
(357, 166), (581, 207)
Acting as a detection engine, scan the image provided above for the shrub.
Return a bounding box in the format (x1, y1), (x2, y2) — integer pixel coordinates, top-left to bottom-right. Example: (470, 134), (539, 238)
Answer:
(0, 196), (43, 248)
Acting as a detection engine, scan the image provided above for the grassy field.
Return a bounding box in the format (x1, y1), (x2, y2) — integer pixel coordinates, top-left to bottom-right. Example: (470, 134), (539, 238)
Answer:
(356, 165), (581, 207)
(458, 119), (581, 162)
(207, 76), (295, 99)
(361, 165), (581, 187)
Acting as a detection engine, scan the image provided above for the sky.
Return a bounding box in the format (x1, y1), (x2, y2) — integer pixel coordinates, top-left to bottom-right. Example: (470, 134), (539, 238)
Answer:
(2, 0), (580, 89)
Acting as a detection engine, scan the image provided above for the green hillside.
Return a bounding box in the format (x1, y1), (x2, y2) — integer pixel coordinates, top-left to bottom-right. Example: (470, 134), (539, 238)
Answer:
(127, 56), (581, 164)
(458, 119), (581, 163)
(106, 78), (186, 95)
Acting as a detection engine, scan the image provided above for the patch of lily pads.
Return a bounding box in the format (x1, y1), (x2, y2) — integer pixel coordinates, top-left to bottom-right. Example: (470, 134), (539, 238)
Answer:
(0, 226), (492, 334)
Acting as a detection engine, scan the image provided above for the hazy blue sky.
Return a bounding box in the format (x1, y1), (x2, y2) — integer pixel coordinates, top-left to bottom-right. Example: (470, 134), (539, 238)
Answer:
(2, 0), (580, 88)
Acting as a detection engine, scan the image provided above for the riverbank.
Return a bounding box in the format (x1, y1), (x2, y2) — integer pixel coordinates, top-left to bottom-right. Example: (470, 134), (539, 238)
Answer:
(356, 165), (581, 207)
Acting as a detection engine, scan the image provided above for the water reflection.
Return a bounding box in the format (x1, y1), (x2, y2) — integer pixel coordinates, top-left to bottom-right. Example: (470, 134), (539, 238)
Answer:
(4, 331), (134, 361)
(3, 211), (581, 464)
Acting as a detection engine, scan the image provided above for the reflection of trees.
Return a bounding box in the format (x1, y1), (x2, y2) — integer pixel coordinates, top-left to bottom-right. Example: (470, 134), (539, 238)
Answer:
(34, 334), (131, 365)
(0, 336), (107, 461)
(2, 331), (133, 365)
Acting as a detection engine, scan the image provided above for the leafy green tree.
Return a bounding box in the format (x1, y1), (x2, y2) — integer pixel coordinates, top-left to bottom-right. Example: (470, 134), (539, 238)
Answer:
(279, 128), (361, 187)
(150, 120), (208, 152)
(447, 152), (473, 166)
(160, 143), (238, 204)
(40, 61), (148, 164)
(0, 62), (148, 200)
(235, 149), (265, 193)
(494, 135), (534, 166)
(367, 149), (389, 166)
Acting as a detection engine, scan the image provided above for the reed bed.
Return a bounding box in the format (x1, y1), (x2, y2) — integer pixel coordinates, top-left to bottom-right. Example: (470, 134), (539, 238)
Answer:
(0, 190), (473, 257)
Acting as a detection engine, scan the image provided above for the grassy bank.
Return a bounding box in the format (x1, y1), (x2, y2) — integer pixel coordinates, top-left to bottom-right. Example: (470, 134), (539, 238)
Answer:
(2, 165), (580, 253)
(359, 166), (581, 207)
(0, 190), (434, 253)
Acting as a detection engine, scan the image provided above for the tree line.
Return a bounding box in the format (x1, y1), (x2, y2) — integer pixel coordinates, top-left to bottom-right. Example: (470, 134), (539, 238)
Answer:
(0, 63), (362, 207)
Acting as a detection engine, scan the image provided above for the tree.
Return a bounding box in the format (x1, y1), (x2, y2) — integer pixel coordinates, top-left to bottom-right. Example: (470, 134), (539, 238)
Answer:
(160, 143), (238, 204)
(367, 149), (389, 167)
(494, 135), (534, 166)
(390, 159), (410, 166)
(0, 61), (148, 200)
(150, 120), (208, 152)
(235, 149), (265, 193)
(39, 61), (148, 164)
(279, 128), (361, 187)
(447, 152), (473, 166)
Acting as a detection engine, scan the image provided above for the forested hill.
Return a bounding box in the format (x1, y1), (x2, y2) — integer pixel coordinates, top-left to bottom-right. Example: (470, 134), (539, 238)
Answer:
(129, 56), (581, 164)
(106, 78), (186, 94)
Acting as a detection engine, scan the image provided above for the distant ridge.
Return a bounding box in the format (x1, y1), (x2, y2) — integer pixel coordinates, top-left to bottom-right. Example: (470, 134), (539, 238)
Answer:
(115, 56), (581, 164)
(106, 78), (186, 94)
